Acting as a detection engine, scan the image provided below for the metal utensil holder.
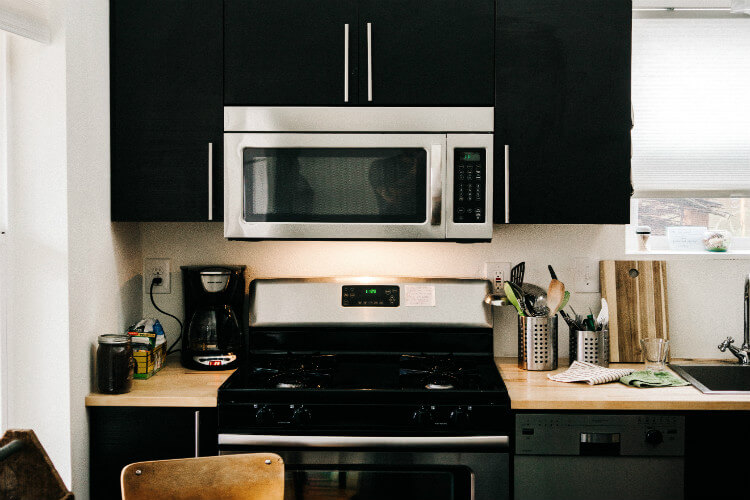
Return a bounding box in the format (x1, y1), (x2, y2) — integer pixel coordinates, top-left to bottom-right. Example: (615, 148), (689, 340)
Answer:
(518, 316), (558, 371)
(569, 329), (610, 367)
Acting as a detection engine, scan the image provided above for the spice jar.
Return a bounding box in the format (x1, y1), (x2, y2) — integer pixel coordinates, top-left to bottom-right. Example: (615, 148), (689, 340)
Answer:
(97, 334), (134, 394)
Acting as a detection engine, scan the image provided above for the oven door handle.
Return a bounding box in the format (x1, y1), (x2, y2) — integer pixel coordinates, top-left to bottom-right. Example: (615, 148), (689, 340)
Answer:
(218, 434), (509, 451)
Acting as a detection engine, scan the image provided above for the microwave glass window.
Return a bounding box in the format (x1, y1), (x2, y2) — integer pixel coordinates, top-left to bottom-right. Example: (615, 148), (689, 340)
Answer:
(242, 148), (427, 223)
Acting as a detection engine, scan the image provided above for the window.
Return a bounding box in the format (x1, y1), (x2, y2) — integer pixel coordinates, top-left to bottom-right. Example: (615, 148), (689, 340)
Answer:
(630, 8), (750, 251)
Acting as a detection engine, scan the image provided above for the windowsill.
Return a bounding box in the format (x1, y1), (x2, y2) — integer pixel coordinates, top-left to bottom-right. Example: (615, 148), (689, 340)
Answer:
(626, 249), (750, 259)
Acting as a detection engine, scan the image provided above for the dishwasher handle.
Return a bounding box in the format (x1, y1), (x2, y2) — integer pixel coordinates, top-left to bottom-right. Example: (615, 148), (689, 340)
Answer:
(580, 432), (621, 456)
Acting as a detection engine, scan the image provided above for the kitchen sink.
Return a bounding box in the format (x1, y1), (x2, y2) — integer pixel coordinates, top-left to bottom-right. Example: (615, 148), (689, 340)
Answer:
(669, 363), (750, 394)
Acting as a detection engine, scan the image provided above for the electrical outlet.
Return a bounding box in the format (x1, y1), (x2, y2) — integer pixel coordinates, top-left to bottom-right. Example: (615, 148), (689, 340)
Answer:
(144, 258), (171, 294)
(573, 258), (599, 293)
(485, 262), (512, 294)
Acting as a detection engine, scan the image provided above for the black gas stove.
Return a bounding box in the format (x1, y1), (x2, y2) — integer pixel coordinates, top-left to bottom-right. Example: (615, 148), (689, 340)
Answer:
(219, 351), (510, 434)
(217, 278), (511, 500)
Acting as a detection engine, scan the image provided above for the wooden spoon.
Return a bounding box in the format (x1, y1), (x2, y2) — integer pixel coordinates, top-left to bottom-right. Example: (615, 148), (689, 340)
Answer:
(547, 279), (565, 317)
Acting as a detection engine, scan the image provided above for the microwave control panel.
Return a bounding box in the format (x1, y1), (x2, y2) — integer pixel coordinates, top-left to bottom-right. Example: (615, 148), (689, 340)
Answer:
(342, 285), (400, 307)
(453, 148), (486, 223)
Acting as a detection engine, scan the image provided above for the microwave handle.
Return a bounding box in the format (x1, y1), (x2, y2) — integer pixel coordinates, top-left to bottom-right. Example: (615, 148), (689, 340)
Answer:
(430, 144), (443, 226)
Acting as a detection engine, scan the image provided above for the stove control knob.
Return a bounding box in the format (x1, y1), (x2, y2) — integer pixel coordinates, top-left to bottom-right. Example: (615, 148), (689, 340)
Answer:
(449, 407), (471, 427)
(255, 406), (276, 425)
(412, 406), (434, 426)
(291, 406), (312, 426)
(645, 429), (663, 445)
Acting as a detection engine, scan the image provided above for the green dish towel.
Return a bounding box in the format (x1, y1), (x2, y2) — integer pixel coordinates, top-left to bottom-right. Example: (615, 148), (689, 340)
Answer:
(619, 371), (689, 388)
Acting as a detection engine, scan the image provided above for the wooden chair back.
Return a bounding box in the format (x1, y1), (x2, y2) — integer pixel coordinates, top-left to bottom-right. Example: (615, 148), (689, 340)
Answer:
(121, 453), (284, 500)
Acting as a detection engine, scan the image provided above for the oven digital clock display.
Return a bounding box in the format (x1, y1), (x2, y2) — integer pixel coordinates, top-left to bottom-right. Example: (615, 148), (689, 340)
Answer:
(342, 285), (400, 307)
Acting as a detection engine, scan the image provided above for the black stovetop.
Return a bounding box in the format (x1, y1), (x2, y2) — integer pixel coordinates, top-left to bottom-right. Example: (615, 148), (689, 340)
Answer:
(219, 352), (509, 406)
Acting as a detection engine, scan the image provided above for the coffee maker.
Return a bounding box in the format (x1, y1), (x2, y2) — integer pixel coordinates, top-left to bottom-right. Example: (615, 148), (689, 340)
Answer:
(181, 265), (245, 370)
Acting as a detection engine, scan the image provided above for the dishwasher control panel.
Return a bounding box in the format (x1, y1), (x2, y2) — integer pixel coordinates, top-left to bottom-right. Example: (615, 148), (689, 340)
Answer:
(515, 414), (685, 456)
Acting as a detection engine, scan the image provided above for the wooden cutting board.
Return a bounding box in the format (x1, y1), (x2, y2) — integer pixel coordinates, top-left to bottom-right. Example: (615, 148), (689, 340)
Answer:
(599, 260), (669, 362)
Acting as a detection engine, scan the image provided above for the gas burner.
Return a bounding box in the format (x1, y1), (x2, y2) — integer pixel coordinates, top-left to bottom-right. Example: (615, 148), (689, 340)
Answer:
(425, 382), (454, 390)
(251, 353), (336, 389)
(399, 354), (480, 391)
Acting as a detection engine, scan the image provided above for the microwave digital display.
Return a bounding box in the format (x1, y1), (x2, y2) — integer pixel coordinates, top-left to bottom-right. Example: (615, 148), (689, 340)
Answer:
(461, 152), (481, 162)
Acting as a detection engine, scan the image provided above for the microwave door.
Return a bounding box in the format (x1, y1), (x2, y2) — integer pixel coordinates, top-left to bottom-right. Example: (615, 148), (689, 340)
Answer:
(224, 133), (446, 240)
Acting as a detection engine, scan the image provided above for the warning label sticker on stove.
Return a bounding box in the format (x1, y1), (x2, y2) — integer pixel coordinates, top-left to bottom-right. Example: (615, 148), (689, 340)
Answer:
(403, 285), (436, 307)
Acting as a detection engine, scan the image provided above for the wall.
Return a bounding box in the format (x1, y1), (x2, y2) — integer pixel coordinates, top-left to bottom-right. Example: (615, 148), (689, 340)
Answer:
(141, 222), (750, 360)
(4, 1), (142, 497)
(65, 0), (142, 497)
(5, 0), (71, 483)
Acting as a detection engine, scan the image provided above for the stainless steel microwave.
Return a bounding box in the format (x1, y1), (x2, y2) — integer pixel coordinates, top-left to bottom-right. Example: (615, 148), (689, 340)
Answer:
(224, 107), (493, 240)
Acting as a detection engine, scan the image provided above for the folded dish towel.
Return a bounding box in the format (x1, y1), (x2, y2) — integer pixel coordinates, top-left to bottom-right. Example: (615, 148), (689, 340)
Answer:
(548, 361), (635, 385)
(619, 371), (689, 388)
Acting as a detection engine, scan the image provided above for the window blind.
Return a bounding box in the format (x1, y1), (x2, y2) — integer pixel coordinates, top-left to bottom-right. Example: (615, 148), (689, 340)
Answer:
(631, 14), (750, 197)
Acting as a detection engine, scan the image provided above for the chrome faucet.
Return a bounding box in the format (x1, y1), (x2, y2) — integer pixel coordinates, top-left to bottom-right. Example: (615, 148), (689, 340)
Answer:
(718, 274), (750, 365)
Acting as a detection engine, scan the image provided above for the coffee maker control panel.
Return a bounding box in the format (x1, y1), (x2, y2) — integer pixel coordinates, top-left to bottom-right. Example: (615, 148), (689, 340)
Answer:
(342, 285), (400, 307)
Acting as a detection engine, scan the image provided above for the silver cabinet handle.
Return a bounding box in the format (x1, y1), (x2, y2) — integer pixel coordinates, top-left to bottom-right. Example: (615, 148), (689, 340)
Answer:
(504, 144), (510, 223)
(430, 144), (443, 226)
(207, 143), (213, 221)
(344, 24), (349, 102)
(367, 22), (373, 102)
(194, 410), (200, 457)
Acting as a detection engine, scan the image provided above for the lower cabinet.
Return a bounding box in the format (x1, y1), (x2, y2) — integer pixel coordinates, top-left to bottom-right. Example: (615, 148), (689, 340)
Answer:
(89, 406), (217, 500)
(684, 411), (748, 500)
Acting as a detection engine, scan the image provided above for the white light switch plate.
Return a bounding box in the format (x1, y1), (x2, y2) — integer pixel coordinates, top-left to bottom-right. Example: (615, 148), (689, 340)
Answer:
(144, 257), (171, 294)
(573, 258), (599, 293)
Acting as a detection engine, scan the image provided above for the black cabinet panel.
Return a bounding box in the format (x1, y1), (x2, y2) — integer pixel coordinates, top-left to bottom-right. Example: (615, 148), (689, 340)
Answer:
(224, 0), (357, 106)
(495, 0), (632, 224)
(111, 0), (222, 222)
(90, 407), (217, 500)
(358, 0), (494, 106)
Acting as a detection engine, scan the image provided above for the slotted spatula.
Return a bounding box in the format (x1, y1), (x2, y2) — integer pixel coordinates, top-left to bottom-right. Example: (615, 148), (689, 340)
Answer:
(510, 262), (525, 286)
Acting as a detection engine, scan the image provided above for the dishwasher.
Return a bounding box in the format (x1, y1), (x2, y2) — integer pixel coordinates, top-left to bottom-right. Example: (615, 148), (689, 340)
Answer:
(514, 414), (685, 500)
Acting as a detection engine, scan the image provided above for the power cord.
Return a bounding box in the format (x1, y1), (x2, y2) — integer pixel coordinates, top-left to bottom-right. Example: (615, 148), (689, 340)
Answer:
(150, 277), (183, 355)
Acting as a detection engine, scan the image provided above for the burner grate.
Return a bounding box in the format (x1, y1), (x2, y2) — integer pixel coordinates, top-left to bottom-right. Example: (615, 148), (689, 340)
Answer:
(251, 353), (336, 389)
(399, 354), (481, 390)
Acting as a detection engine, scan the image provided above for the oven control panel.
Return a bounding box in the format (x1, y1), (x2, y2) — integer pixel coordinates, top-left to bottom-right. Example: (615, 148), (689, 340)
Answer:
(453, 148), (486, 224)
(342, 285), (399, 307)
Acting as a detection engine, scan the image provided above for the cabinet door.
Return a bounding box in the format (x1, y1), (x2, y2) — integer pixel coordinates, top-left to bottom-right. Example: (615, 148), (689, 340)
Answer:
(358, 0), (494, 106)
(224, 0), (357, 106)
(495, 0), (632, 224)
(110, 0), (222, 222)
(89, 407), (217, 500)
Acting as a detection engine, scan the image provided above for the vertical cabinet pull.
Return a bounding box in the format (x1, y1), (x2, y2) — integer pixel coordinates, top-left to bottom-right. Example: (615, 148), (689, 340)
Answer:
(367, 23), (373, 102)
(504, 145), (510, 223)
(344, 24), (349, 102)
(207, 143), (213, 221)
(194, 410), (200, 457)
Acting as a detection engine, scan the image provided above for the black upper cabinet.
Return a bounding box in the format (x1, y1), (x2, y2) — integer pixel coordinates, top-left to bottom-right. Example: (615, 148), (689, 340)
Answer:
(358, 0), (494, 106)
(224, 0), (494, 106)
(224, 0), (357, 106)
(495, 0), (632, 224)
(111, 0), (223, 222)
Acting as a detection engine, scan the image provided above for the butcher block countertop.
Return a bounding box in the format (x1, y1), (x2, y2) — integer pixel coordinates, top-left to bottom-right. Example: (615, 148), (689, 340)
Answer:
(496, 357), (750, 411)
(85, 358), (234, 408)
(86, 357), (750, 410)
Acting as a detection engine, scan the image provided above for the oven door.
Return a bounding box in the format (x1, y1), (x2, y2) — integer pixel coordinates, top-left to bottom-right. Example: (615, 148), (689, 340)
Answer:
(224, 133), (446, 240)
(218, 434), (510, 500)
